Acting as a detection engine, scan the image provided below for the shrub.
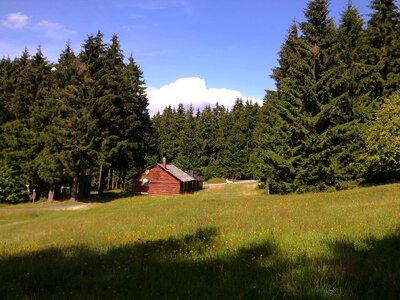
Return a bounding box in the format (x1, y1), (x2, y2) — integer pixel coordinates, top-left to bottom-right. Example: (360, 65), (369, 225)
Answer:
(0, 163), (28, 203)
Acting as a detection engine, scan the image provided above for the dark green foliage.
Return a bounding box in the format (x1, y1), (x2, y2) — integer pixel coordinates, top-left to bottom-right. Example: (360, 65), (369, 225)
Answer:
(252, 0), (400, 193)
(363, 93), (400, 182)
(174, 105), (199, 172)
(312, 3), (369, 190)
(78, 33), (152, 193)
(1, 0), (400, 199)
(195, 105), (217, 178)
(0, 47), (52, 201)
(251, 91), (298, 193)
(0, 32), (152, 201)
(153, 100), (260, 180)
(153, 105), (181, 161)
(224, 99), (259, 179)
(36, 44), (96, 188)
(365, 0), (400, 98)
(0, 162), (28, 203)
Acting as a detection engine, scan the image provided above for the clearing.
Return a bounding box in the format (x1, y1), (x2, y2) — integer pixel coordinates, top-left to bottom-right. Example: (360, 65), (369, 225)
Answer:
(1, 183), (400, 299)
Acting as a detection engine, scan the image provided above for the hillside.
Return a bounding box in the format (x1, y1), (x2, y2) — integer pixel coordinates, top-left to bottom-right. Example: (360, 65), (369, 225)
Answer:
(1, 183), (400, 298)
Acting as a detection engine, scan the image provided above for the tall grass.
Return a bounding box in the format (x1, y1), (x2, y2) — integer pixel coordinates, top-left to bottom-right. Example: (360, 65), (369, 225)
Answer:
(1, 183), (400, 299)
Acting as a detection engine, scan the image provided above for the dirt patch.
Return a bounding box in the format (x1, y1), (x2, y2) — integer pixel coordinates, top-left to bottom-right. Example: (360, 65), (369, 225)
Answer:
(45, 204), (97, 211)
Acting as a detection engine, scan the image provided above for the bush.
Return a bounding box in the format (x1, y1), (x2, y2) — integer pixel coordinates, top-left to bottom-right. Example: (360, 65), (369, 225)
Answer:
(0, 163), (28, 203)
(364, 93), (400, 183)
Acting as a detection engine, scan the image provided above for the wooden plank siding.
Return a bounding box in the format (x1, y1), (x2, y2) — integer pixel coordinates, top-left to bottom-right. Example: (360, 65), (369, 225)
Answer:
(132, 161), (204, 196)
(133, 164), (181, 195)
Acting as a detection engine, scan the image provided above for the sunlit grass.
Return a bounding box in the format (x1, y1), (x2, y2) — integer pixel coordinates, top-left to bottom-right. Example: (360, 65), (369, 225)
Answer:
(1, 183), (400, 298)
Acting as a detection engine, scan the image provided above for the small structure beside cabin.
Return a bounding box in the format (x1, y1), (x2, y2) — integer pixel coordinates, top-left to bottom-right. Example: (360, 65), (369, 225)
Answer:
(132, 158), (204, 195)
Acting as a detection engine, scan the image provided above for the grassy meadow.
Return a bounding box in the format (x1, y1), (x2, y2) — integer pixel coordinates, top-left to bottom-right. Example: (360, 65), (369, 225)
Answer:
(1, 183), (400, 299)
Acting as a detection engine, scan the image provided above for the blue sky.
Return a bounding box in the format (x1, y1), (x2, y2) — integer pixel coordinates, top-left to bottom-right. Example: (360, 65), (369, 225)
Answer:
(1, 0), (372, 113)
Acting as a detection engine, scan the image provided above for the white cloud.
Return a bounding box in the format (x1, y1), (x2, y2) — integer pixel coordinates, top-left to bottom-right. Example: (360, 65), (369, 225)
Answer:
(146, 77), (262, 115)
(1, 12), (29, 29)
(37, 20), (76, 39)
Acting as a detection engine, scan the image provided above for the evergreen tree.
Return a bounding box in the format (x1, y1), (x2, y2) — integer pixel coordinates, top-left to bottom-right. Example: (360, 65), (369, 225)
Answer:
(79, 31), (108, 193)
(252, 22), (308, 192)
(365, 0), (400, 99)
(0, 161), (28, 203)
(1, 47), (52, 199)
(319, 2), (369, 188)
(212, 103), (231, 177)
(195, 105), (217, 179)
(121, 54), (155, 189)
(36, 44), (96, 201)
(175, 105), (199, 172)
(0, 57), (13, 126)
(155, 105), (180, 161)
(364, 93), (400, 182)
(224, 99), (258, 179)
(251, 90), (297, 192)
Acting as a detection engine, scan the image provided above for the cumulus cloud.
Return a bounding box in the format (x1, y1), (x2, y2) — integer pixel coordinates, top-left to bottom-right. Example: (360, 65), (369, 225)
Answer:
(37, 20), (76, 39)
(1, 12), (29, 29)
(146, 77), (262, 115)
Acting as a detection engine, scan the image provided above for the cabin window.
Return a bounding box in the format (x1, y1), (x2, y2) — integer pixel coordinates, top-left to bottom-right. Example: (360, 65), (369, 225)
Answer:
(141, 178), (149, 187)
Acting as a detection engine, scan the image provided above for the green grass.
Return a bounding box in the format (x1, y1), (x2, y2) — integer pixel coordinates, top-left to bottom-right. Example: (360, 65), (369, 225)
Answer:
(1, 183), (400, 299)
(205, 177), (241, 184)
(205, 177), (227, 184)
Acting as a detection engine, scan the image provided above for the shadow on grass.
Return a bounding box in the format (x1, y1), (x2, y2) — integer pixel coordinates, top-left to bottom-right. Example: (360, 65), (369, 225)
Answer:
(327, 228), (400, 299)
(1, 226), (400, 299)
(80, 190), (133, 203)
(0, 227), (287, 299)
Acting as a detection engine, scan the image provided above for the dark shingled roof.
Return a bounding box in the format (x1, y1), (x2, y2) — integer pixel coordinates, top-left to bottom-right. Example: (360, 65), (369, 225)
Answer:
(157, 163), (196, 182)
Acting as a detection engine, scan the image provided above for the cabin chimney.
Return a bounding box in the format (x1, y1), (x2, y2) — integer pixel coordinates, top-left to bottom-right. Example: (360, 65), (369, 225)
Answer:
(162, 157), (167, 168)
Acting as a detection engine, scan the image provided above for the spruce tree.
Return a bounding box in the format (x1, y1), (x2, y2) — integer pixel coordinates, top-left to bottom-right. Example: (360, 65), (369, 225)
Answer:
(224, 99), (258, 179)
(296, 0), (338, 191)
(251, 90), (297, 192)
(0, 57), (13, 126)
(36, 44), (96, 201)
(1, 47), (52, 199)
(195, 105), (217, 179)
(121, 54), (155, 189)
(365, 0), (400, 99)
(252, 22), (308, 192)
(155, 105), (180, 161)
(320, 2), (369, 188)
(213, 103), (231, 177)
(175, 105), (199, 172)
(79, 31), (108, 193)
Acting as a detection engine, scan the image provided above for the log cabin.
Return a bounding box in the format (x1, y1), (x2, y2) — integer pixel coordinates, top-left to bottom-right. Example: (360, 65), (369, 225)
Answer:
(132, 158), (204, 195)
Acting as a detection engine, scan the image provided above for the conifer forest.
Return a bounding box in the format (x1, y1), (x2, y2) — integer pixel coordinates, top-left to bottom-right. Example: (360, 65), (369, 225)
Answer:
(1, 0), (399, 202)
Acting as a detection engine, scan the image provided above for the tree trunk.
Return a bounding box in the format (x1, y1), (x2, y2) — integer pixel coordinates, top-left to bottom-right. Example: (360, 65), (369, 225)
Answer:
(117, 170), (122, 189)
(47, 184), (55, 202)
(121, 169), (126, 191)
(265, 177), (270, 196)
(70, 176), (78, 201)
(98, 164), (104, 195)
(112, 170), (116, 189)
(107, 167), (112, 190)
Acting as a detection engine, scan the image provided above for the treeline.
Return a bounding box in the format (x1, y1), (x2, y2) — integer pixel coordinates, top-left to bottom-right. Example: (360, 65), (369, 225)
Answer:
(155, 0), (400, 193)
(0, 32), (155, 202)
(153, 101), (260, 180)
(1, 0), (399, 202)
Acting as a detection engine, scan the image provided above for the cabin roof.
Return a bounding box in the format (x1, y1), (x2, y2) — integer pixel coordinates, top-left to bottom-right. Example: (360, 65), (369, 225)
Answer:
(191, 173), (205, 182)
(157, 163), (196, 182)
